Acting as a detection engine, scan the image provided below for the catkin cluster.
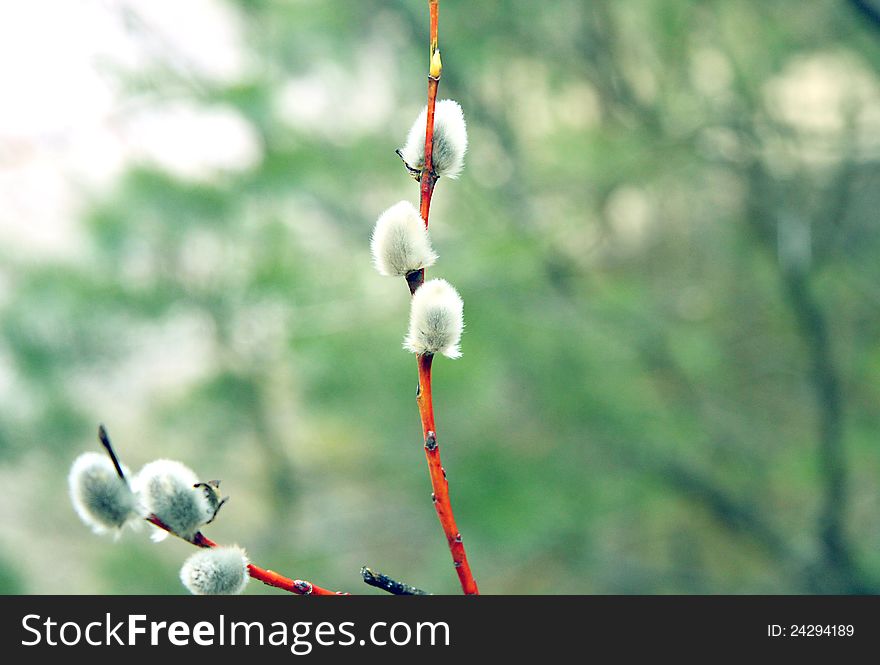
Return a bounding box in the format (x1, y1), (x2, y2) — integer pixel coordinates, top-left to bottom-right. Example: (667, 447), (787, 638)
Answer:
(68, 444), (248, 595)
(371, 99), (469, 358)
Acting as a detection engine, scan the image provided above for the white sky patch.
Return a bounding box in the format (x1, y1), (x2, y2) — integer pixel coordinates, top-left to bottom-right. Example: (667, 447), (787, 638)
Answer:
(0, 2), (118, 139)
(0, 0), (249, 258)
(0, 157), (85, 258)
(120, 0), (248, 84)
(123, 103), (262, 180)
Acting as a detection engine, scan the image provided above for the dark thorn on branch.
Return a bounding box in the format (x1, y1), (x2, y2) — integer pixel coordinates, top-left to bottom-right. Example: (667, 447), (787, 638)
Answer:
(360, 566), (429, 595)
(97, 424), (126, 482)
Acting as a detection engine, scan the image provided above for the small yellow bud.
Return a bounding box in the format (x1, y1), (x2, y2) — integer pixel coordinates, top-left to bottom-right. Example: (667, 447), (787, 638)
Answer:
(430, 49), (442, 78)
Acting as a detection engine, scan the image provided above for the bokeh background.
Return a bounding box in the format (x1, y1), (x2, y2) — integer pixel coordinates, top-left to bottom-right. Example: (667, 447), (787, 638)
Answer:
(1, 0), (879, 594)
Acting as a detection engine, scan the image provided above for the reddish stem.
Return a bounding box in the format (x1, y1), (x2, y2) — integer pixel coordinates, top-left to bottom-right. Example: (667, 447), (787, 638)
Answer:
(416, 355), (479, 595)
(408, 0), (479, 596)
(147, 515), (346, 596)
(409, 1), (441, 295)
(420, 83), (439, 225)
(421, 0), (440, 228)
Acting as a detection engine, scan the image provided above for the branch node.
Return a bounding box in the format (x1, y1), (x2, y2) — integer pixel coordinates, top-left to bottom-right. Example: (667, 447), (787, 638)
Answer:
(425, 431), (438, 451)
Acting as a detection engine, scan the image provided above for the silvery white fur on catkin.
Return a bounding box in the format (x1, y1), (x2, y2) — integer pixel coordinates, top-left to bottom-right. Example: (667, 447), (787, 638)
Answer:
(404, 278), (464, 359)
(134, 459), (214, 540)
(371, 200), (437, 277)
(180, 545), (249, 595)
(400, 99), (468, 179)
(69, 453), (141, 535)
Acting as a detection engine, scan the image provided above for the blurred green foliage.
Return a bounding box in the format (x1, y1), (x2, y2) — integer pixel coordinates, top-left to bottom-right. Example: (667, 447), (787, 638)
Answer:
(1, 0), (880, 594)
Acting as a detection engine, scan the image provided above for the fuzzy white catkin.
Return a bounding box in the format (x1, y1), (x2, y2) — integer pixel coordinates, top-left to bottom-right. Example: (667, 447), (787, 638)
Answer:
(404, 278), (464, 359)
(370, 201), (438, 277)
(400, 99), (468, 179)
(134, 459), (214, 541)
(69, 453), (141, 535)
(180, 546), (249, 595)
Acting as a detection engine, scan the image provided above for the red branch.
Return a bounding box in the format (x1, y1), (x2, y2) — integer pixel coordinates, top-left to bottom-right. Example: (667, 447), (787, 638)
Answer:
(407, 0), (479, 597)
(410, 1), (441, 296)
(416, 355), (479, 594)
(419, 0), (440, 225)
(147, 515), (346, 596)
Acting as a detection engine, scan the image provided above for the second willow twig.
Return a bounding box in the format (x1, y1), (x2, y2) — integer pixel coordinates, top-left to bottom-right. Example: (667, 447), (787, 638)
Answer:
(146, 515), (347, 596)
(97, 425), (348, 596)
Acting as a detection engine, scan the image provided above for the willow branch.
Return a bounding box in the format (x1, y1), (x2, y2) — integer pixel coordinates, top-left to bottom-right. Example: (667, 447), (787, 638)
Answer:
(409, 0), (442, 296)
(361, 566), (429, 595)
(416, 354), (479, 594)
(402, 1), (479, 596)
(146, 515), (348, 596)
(420, 1), (441, 223)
